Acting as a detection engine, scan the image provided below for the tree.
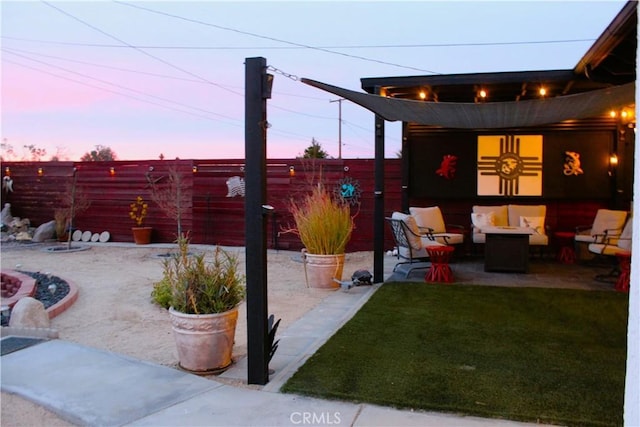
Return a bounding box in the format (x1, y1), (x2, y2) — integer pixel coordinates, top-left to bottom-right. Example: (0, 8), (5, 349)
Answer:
(80, 145), (117, 161)
(24, 144), (47, 161)
(150, 164), (190, 238)
(301, 138), (328, 159)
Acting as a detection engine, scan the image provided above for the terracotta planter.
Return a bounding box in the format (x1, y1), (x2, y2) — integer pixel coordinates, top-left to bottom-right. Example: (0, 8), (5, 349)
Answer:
(132, 227), (152, 245)
(302, 251), (344, 289)
(169, 306), (239, 374)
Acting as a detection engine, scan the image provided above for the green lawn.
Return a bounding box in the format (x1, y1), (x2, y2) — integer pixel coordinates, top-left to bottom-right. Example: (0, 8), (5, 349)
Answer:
(281, 283), (628, 427)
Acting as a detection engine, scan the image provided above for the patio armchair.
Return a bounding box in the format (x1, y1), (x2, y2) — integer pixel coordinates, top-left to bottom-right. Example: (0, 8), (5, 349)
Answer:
(387, 212), (444, 278)
(409, 206), (465, 247)
(588, 217), (632, 282)
(575, 209), (628, 260)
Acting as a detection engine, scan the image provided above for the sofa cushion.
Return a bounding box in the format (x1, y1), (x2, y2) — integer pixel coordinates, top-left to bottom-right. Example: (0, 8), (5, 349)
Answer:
(591, 209), (628, 237)
(519, 216), (545, 235)
(508, 205), (546, 228)
(617, 219), (632, 250)
(472, 205), (508, 227)
(471, 212), (495, 229)
(391, 211), (423, 250)
(409, 206), (446, 233)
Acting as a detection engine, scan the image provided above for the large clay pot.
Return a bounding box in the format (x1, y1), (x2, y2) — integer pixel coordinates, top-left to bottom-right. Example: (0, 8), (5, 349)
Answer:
(131, 227), (152, 245)
(169, 306), (238, 374)
(302, 250), (345, 289)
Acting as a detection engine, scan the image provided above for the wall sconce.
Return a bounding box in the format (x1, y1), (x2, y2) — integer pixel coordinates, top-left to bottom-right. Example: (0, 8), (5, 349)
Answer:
(343, 166), (349, 172)
(609, 153), (618, 176)
(37, 167), (44, 177)
(609, 153), (619, 167)
(192, 165), (198, 173)
(4, 167), (10, 177)
(109, 167), (115, 176)
(289, 165), (295, 177)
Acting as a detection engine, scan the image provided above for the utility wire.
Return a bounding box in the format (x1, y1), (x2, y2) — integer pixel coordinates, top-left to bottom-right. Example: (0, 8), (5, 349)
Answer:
(1, 35), (597, 49)
(4, 58), (243, 126)
(2, 46), (330, 101)
(2, 48), (240, 122)
(112, 0), (439, 74)
(41, 1), (243, 96)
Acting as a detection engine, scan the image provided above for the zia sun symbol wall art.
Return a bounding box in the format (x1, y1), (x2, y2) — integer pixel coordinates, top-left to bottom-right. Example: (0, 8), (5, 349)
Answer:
(477, 135), (543, 196)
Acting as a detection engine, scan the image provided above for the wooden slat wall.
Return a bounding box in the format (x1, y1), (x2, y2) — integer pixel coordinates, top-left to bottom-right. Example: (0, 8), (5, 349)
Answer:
(1, 158), (611, 252)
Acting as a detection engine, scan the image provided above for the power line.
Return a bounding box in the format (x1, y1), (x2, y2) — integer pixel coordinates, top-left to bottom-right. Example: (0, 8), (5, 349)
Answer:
(41, 1), (243, 96)
(112, 0), (439, 74)
(2, 35), (597, 49)
(3, 58), (243, 126)
(2, 48), (240, 122)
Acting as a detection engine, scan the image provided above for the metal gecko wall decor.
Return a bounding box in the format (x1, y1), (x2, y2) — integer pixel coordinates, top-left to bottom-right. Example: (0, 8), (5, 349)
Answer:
(334, 177), (361, 205)
(435, 154), (458, 179)
(563, 151), (584, 176)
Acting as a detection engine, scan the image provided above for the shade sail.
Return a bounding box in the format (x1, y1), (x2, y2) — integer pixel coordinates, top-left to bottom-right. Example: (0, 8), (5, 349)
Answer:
(301, 78), (635, 129)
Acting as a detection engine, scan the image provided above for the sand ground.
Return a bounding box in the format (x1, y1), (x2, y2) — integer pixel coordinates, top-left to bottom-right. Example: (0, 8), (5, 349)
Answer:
(0, 243), (375, 426)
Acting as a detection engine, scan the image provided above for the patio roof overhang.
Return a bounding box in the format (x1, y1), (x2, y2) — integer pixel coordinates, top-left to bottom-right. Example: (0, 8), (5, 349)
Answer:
(301, 78), (635, 129)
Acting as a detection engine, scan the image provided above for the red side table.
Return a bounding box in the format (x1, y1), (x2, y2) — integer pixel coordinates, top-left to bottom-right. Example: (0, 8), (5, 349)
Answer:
(615, 251), (631, 292)
(425, 245), (454, 283)
(554, 231), (576, 264)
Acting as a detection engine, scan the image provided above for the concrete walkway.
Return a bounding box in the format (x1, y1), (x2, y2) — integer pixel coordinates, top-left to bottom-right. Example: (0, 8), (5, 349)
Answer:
(1, 251), (599, 426)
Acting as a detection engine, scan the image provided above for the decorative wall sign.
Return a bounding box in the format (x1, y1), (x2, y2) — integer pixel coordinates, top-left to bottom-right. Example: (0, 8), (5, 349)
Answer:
(2, 176), (14, 193)
(563, 151), (584, 176)
(226, 176), (245, 197)
(435, 154), (458, 179)
(334, 177), (361, 205)
(477, 135), (543, 196)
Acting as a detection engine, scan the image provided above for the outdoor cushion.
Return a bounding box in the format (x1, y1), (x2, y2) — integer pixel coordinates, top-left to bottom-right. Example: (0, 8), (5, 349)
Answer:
(409, 206), (446, 233)
(471, 212), (496, 229)
(588, 218), (632, 255)
(508, 205), (546, 229)
(391, 211), (423, 250)
(519, 216), (545, 235)
(473, 205), (508, 227)
(590, 209), (628, 237)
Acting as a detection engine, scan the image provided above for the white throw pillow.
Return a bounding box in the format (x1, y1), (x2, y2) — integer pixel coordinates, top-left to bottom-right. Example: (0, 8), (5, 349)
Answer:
(471, 212), (495, 229)
(520, 216), (545, 235)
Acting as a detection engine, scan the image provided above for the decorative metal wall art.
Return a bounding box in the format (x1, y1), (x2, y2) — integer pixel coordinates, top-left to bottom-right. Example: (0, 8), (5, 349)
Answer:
(435, 154), (458, 179)
(563, 151), (584, 176)
(334, 177), (361, 205)
(477, 135), (543, 196)
(226, 176), (245, 197)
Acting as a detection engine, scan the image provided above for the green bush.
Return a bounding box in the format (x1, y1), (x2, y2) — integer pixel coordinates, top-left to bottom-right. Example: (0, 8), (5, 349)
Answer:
(151, 234), (245, 314)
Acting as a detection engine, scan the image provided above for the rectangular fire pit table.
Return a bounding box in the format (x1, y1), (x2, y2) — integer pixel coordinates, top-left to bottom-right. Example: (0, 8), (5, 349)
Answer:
(482, 227), (533, 273)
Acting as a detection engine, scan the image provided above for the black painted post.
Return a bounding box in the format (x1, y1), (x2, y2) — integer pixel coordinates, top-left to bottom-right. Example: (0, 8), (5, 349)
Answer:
(245, 57), (269, 385)
(373, 114), (385, 284)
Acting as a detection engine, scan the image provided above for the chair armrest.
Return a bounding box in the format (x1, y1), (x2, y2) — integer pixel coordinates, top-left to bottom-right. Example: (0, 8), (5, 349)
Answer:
(416, 226), (437, 241)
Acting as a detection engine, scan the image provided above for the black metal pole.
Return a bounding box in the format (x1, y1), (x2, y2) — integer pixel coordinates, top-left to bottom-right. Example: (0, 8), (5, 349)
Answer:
(245, 57), (269, 385)
(373, 114), (385, 283)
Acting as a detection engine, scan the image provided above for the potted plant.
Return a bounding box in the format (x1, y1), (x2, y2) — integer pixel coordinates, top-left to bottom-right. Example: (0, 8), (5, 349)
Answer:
(289, 183), (354, 289)
(129, 196), (152, 244)
(151, 234), (245, 373)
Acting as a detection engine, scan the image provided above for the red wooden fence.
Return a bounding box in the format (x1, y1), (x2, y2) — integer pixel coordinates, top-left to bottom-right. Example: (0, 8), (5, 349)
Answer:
(1, 158), (609, 252)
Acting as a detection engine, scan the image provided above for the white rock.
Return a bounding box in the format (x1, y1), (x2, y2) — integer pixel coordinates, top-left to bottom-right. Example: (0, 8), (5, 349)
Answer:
(9, 297), (50, 328)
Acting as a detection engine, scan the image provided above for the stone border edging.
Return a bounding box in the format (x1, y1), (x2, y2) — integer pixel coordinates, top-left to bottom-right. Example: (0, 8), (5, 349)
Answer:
(1, 269), (79, 319)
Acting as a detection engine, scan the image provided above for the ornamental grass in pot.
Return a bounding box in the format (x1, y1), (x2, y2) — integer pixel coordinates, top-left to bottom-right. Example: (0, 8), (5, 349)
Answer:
(151, 234), (245, 373)
(289, 184), (354, 289)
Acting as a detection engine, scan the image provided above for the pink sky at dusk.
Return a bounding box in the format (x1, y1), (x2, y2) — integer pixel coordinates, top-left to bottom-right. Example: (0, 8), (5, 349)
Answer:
(1, 1), (627, 161)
